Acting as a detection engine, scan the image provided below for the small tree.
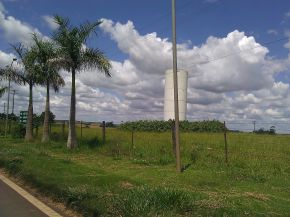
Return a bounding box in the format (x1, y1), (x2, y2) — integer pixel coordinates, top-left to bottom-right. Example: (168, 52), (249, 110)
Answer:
(269, 126), (276, 135)
(31, 34), (64, 143)
(11, 43), (41, 141)
(53, 15), (111, 149)
(39, 111), (55, 124)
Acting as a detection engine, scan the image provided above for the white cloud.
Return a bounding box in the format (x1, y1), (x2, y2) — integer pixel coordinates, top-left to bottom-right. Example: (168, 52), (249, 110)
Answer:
(1, 14), (290, 129)
(285, 11), (290, 18)
(0, 2), (7, 14)
(284, 30), (290, 51)
(267, 29), (278, 35)
(96, 19), (290, 124)
(42, 15), (59, 30)
(190, 31), (277, 92)
(0, 3), (42, 46)
(0, 50), (17, 68)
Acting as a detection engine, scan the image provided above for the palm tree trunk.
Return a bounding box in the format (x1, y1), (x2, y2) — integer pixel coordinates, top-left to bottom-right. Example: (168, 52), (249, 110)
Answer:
(25, 82), (33, 141)
(67, 68), (77, 149)
(42, 81), (50, 143)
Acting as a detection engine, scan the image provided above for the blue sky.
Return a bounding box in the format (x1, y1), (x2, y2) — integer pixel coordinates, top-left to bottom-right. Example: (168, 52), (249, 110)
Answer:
(2, 0), (290, 59)
(1, 0), (290, 132)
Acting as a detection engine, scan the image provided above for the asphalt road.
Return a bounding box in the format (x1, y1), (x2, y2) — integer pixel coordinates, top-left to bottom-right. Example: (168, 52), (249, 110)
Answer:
(0, 179), (48, 217)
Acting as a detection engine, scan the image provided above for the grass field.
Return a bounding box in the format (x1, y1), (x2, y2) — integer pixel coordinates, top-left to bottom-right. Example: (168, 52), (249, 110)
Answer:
(0, 125), (290, 216)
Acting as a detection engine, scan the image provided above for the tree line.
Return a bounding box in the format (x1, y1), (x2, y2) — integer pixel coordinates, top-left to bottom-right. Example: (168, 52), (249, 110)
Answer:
(0, 15), (111, 149)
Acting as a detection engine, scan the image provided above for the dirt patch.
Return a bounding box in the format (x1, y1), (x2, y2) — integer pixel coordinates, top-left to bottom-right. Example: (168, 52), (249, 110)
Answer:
(244, 192), (269, 201)
(120, 181), (134, 189)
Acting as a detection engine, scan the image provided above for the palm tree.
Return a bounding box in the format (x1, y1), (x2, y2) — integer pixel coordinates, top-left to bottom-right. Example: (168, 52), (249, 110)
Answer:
(0, 87), (6, 97)
(52, 15), (111, 149)
(0, 67), (23, 97)
(11, 43), (40, 142)
(31, 34), (65, 143)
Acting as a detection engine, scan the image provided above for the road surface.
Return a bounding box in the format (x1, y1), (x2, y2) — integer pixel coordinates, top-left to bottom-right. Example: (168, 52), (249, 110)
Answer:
(0, 179), (48, 217)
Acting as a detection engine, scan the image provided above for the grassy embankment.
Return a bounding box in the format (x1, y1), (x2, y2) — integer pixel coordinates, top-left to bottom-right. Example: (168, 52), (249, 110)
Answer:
(0, 125), (290, 216)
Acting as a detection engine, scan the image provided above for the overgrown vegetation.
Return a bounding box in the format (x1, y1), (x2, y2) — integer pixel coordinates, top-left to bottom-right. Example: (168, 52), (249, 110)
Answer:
(255, 126), (276, 135)
(0, 126), (289, 216)
(120, 120), (225, 132)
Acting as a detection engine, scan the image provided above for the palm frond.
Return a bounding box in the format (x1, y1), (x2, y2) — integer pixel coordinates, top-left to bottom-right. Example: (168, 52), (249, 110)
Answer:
(81, 48), (111, 76)
(78, 20), (102, 43)
(10, 42), (42, 85)
(0, 87), (7, 98)
(10, 43), (26, 60)
(53, 15), (70, 28)
(0, 67), (26, 84)
(31, 33), (65, 91)
(50, 71), (65, 92)
(52, 16), (111, 77)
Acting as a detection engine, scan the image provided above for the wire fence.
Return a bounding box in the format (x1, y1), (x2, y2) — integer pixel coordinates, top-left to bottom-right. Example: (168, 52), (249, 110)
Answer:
(1, 118), (289, 169)
(38, 120), (290, 166)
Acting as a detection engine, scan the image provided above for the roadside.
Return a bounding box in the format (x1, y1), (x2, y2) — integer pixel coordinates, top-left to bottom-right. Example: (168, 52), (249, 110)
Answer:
(0, 170), (81, 217)
(0, 178), (48, 217)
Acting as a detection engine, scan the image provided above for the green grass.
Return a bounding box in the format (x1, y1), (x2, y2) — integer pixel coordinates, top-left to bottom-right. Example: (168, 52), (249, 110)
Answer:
(0, 125), (290, 216)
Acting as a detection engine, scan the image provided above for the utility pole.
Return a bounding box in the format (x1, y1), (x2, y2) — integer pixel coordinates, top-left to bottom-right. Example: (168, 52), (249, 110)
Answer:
(5, 58), (17, 138)
(8, 90), (16, 133)
(3, 103), (6, 113)
(252, 121), (256, 132)
(171, 0), (181, 172)
(11, 90), (16, 114)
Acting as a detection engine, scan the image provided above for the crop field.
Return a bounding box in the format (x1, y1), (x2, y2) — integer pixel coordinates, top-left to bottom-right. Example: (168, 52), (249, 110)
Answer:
(0, 124), (290, 216)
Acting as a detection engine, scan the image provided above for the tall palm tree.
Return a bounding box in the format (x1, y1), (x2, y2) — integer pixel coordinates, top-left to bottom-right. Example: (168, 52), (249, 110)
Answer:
(11, 43), (40, 142)
(31, 34), (65, 143)
(52, 15), (111, 149)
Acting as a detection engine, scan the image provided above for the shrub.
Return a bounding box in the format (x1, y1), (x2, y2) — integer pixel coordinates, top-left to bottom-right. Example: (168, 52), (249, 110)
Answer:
(119, 120), (225, 132)
(11, 124), (26, 138)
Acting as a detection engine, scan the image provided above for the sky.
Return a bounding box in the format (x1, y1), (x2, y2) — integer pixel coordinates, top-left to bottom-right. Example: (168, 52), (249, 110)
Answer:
(0, 0), (290, 132)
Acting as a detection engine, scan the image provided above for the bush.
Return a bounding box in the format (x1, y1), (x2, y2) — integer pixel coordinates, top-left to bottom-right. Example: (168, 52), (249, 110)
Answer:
(11, 124), (26, 138)
(255, 126), (276, 135)
(119, 120), (225, 132)
(114, 186), (197, 217)
(99, 121), (116, 128)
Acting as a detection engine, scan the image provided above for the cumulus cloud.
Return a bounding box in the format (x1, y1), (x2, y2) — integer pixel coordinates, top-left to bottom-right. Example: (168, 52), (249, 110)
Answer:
(97, 19), (290, 124)
(0, 3), (42, 46)
(0, 50), (17, 68)
(100, 19), (286, 93)
(1, 13), (290, 129)
(42, 15), (59, 30)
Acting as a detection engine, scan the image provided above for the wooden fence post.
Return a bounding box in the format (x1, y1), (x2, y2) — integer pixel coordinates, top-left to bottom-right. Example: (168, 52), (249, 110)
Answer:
(130, 127), (135, 157)
(80, 121), (83, 140)
(36, 126), (38, 137)
(224, 121), (228, 165)
(131, 130), (134, 148)
(62, 120), (65, 138)
(102, 121), (106, 144)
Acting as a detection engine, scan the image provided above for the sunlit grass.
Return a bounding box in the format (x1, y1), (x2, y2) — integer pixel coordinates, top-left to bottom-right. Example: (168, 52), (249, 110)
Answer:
(0, 124), (289, 216)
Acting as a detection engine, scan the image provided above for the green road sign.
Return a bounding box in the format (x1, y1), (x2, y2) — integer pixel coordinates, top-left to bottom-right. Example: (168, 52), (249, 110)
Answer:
(19, 111), (28, 124)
